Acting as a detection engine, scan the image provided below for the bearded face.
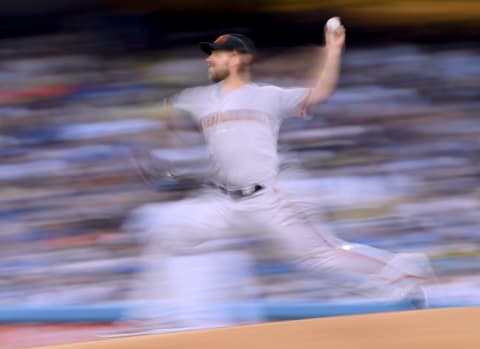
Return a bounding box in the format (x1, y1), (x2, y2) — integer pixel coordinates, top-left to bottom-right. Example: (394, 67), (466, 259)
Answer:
(206, 50), (233, 82)
(208, 63), (230, 82)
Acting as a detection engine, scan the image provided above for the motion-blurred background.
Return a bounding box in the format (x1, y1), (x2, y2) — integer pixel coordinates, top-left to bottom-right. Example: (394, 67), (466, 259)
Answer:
(0, 1), (479, 347)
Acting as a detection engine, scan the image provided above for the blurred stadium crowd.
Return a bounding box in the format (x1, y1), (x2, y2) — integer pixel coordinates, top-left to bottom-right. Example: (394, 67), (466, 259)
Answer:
(0, 32), (479, 306)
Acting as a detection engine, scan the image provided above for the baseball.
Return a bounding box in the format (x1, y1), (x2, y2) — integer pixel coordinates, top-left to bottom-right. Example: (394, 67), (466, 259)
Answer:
(326, 17), (341, 32)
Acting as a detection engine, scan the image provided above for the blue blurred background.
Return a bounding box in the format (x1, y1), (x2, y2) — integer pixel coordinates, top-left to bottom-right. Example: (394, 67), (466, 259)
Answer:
(0, 0), (479, 346)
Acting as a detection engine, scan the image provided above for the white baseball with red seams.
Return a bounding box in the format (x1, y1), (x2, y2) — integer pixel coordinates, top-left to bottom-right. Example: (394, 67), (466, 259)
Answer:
(326, 17), (341, 32)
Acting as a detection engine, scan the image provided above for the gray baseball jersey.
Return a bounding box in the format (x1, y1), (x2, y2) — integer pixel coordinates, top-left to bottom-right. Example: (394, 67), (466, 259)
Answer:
(171, 82), (310, 189)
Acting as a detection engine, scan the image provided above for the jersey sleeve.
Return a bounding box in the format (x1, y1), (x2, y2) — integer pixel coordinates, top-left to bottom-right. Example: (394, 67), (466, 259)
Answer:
(167, 86), (206, 121)
(276, 87), (312, 119)
(168, 88), (193, 113)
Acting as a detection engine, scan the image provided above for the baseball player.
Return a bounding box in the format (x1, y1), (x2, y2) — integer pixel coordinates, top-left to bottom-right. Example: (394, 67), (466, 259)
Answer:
(125, 22), (434, 333)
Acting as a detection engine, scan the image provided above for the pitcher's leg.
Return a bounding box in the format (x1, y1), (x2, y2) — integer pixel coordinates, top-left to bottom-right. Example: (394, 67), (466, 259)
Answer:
(125, 192), (261, 330)
(165, 251), (261, 328)
(259, 186), (434, 298)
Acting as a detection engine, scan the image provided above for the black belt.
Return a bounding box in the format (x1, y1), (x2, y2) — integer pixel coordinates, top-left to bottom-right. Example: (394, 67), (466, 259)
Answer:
(212, 183), (264, 199)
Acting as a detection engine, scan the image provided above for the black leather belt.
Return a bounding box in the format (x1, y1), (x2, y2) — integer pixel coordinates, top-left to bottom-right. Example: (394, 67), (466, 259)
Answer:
(212, 183), (264, 199)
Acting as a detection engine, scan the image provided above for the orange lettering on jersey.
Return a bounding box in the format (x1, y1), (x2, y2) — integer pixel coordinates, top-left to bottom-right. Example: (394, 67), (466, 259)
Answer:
(201, 110), (269, 130)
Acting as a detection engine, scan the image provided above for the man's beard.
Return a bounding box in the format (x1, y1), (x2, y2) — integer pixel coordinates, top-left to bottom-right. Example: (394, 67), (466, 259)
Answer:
(209, 67), (230, 82)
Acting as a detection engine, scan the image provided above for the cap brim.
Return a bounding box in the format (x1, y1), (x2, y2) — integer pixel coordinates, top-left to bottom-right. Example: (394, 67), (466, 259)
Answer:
(200, 42), (216, 55)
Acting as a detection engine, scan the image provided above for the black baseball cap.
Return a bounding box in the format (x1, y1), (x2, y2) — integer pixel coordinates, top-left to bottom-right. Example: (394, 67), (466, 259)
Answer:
(200, 33), (256, 55)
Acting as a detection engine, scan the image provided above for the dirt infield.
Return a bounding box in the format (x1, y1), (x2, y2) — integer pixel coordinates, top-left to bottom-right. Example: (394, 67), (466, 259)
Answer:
(20, 307), (479, 349)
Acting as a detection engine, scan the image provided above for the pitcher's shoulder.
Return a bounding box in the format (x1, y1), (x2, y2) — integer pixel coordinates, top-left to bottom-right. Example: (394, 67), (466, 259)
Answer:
(182, 83), (218, 96)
